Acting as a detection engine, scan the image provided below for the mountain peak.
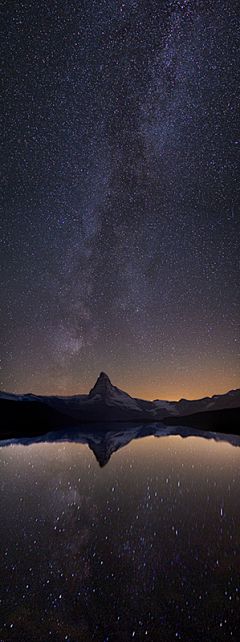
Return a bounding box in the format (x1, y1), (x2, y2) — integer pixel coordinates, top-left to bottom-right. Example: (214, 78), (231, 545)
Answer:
(89, 372), (113, 398)
(99, 371), (110, 381)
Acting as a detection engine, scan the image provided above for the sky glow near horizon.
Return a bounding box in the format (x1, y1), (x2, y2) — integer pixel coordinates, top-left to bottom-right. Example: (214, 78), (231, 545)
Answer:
(1, 0), (239, 400)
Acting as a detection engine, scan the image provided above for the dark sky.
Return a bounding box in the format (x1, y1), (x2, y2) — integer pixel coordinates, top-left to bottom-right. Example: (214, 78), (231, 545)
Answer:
(1, 0), (239, 399)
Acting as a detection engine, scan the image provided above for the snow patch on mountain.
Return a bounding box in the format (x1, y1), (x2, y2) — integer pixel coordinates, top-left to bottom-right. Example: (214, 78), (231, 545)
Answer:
(1, 374), (239, 424)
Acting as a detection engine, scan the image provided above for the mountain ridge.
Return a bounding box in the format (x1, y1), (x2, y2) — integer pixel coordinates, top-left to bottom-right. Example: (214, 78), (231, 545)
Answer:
(1, 373), (240, 439)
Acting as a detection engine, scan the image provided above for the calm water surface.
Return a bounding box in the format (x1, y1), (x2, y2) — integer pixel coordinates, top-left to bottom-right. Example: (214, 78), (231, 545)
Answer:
(0, 429), (240, 641)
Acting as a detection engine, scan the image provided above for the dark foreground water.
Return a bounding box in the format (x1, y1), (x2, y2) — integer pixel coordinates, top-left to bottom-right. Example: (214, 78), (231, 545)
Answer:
(0, 426), (240, 641)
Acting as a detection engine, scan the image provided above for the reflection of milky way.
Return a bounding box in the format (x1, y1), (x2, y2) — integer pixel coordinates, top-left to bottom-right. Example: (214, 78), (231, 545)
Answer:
(46, 482), (97, 605)
(1, 1), (239, 399)
(1, 436), (240, 640)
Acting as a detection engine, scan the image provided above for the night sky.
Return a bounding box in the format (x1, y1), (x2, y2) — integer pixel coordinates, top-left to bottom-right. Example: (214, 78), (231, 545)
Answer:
(1, 0), (239, 400)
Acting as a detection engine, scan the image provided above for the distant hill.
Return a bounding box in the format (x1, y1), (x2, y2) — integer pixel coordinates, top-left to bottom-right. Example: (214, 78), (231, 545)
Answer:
(162, 406), (240, 435)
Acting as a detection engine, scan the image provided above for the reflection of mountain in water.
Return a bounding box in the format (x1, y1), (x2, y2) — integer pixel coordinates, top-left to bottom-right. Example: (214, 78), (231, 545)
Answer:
(87, 423), (166, 467)
(1, 422), (240, 468)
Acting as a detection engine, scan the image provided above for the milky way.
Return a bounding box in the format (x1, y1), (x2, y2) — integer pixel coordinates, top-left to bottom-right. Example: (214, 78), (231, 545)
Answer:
(1, 0), (239, 399)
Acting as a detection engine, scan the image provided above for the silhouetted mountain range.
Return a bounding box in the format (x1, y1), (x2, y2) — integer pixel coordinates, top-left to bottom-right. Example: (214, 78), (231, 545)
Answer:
(1, 372), (240, 441)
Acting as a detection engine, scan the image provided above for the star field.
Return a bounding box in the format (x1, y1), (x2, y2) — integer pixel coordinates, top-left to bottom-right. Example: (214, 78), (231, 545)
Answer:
(1, 0), (239, 399)
(1, 436), (240, 640)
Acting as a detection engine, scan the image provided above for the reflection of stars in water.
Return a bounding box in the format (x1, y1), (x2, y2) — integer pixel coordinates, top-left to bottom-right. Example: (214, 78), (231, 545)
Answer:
(1, 436), (240, 639)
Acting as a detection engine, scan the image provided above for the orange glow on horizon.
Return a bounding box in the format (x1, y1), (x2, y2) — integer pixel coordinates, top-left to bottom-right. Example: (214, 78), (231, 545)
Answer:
(4, 367), (239, 402)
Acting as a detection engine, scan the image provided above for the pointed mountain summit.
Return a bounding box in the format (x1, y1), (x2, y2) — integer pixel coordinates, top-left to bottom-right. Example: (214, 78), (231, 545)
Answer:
(89, 372), (113, 399)
(87, 371), (147, 419)
(1, 374), (240, 437)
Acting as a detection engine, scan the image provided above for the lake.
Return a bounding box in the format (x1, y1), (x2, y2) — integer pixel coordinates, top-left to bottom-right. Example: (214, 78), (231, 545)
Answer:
(0, 425), (240, 641)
